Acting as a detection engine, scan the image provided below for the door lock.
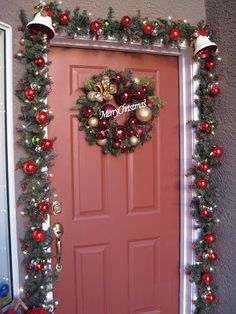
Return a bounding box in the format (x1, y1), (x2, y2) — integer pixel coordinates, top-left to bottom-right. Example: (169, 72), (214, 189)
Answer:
(53, 222), (64, 272)
(52, 201), (62, 215)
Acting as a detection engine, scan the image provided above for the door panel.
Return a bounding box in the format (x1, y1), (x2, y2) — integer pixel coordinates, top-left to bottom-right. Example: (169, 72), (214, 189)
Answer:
(49, 47), (179, 314)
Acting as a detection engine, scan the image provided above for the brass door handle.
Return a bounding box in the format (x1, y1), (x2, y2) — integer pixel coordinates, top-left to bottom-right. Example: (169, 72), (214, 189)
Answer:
(53, 222), (64, 272)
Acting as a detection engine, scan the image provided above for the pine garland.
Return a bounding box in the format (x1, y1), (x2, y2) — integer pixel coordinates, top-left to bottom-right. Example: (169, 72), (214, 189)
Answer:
(15, 1), (222, 313)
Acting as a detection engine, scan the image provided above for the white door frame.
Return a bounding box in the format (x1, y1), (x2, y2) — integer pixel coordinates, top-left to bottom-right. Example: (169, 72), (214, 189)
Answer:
(0, 21), (19, 300)
(51, 36), (197, 314)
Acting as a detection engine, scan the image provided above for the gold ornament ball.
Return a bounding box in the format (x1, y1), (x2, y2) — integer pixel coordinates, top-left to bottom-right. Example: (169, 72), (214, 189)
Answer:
(129, 136), (139, 146)
(88, 117), (99, 128)
(109, 83), (117, 95)
(135, 107), (153, 122)
(97, 139), (107, 146)
(87, 91), (96, 101)
(134, 77), (140, 84)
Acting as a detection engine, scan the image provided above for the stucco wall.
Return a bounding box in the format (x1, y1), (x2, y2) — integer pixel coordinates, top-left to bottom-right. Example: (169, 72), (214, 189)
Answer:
(205, 1), (236, 313)
(1, 0), (206, 301)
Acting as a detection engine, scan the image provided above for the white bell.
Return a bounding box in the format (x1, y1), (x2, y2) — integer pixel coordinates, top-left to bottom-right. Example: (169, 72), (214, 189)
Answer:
(27, 12), (55, 40)
(194, 35), (217, 58)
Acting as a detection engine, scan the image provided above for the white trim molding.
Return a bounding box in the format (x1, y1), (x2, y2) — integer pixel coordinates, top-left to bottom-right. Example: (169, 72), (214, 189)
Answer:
(51, 37), (196, 314)
(0, 21), (19, 300)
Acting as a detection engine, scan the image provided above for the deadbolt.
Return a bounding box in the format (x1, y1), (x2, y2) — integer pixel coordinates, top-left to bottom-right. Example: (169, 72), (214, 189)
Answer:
(52, 201), (62, 215)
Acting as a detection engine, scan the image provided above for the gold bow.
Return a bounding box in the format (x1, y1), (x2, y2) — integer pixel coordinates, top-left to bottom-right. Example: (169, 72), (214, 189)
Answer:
(87, 75), (117, 102)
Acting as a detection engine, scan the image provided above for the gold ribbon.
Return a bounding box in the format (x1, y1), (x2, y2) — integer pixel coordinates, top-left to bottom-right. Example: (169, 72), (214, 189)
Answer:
(87, 75), (117, 102)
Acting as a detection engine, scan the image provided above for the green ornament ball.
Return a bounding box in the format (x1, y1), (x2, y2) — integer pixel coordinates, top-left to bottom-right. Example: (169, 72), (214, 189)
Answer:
(103, 20), (110, 31)
(211, 122), (217, 131)
(40, 257), (47, 264)
(36, 85), (41, 92)
(32, 135), (41, 146)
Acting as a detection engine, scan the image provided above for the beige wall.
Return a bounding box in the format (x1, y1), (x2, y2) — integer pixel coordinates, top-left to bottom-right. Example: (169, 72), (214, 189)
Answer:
(1, 0), (206, 290)
(206, 1), (236, 313)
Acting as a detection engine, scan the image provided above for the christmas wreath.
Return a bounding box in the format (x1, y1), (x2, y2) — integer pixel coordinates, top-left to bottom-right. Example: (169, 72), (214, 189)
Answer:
(76, 69), (162, 156)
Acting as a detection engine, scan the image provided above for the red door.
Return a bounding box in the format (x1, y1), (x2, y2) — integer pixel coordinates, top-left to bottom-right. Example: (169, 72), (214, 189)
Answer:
(49, 47), (179, 314)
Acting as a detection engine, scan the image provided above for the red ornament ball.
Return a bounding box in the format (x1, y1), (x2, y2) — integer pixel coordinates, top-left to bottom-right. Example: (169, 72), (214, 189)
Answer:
(113, 142), (120, 149)
(137, 126), (145, 137)
(199, 47), (212, 59)
(200, 209), (209, 218)
(119, 90), (132, 103)
(212, 146), (223, 157)
(206, 293), (216, 303)
(40, 138), (53, 150)
(146, 99), (153, 108)
(90, 20), (102, 33)
(96, 130), (107, 139)
(128, 117), (138, 125)
(146, 123), (153, 132)
(82, 106), (94, 118)
(32, 229), (46, 243)
(25, 88), (37, 100)
(200, 122), (211, 133)
(100, 104), (116, 119)
(210, 85), (220, 97)
(113, 125), (128, 140)
(59, 13), (70, 25)
(23, 161), (37, 174)
(143, 23), (154, 35)
(208, 252), (218, 261)
(34, 56), (45, 68)
(121, 146), (128, 153)
(125, 80), (132, 88)
(133, 88), (145, 100)
(141, 86), (148, 94)
(201, 273), (212, 285)
(35, 111), (49, 125)
(196, 178), (208, 189)
(206, 59), (215, 70)
(36, 263), (45, 272)
(114, 73), (122, 84)
(38, 201), (50, 214)
(199, 163), (209, 172)
(129, 129), (136, 136)
(204, 233), (216, 244)
(26, 308), (48, 314)
(169, 28), (180, 41)
(121, 16), (132, 27)
(98, 118), (109, 129)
